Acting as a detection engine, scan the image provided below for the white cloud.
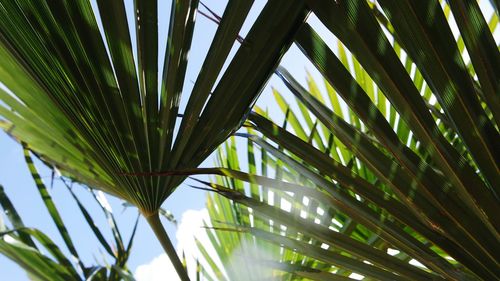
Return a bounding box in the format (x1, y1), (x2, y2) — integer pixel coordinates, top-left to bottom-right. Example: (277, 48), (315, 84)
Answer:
(176, 209), (210, 258)
(135, 208), (223, 281)
(177, 209), (225, 280)
(135, 254), (180, 281)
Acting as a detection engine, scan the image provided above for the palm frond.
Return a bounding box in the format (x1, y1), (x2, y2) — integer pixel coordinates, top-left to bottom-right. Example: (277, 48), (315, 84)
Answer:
(0, 2), (310, 279)
(196, 2), (499, 278)
(193, 137), (339, 281)
(0, 0), (309, 215)
(0, 156), (138, 280)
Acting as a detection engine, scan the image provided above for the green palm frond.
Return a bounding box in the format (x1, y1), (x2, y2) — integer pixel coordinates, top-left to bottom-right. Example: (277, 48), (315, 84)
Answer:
(0, 0), (309, 215)
(194, 137), (337, 281)
(0, 156), (138, 280)
(0, 1), (309, 279)
(1, 0), (498, 280)
(195, 1), (499, 279)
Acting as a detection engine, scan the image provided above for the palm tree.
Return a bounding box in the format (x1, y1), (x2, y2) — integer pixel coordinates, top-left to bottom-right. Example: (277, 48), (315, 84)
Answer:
(187, 1), (499, 280)
(0, 1), (309, 279)
(1, 0), (499, 280)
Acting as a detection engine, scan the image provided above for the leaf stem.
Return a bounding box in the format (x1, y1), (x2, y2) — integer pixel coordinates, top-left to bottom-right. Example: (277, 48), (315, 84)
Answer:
(144, 212), (190, 281)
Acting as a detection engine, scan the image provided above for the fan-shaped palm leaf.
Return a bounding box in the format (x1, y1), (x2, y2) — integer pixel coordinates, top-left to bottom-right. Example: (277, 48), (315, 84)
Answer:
(0, 1), (309, 279)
